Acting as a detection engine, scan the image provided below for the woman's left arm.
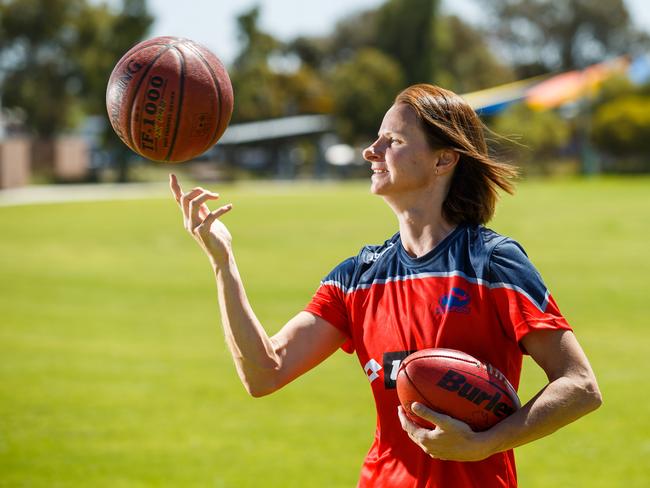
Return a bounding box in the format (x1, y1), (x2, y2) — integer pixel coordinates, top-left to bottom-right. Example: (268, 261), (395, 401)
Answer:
(398, 329), (603, 461)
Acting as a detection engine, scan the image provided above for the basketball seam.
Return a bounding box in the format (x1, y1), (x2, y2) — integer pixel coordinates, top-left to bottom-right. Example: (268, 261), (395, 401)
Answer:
(183, 41), (225, 151)
(165, 46), (186, 162)
(125, 44), (174, 152)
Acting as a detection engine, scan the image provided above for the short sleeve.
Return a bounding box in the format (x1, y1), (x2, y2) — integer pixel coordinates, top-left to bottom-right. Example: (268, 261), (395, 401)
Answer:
(304, 258), (356, 354)
(488, 239), (572, 351)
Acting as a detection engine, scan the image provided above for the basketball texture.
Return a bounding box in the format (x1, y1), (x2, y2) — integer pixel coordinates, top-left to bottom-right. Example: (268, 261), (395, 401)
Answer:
(396, 348), (520, 432)
(106, 36), (233, 163)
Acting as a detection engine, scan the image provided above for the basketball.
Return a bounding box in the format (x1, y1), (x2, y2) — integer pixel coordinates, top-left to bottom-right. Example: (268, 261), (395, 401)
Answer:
(106, 36), (234, 163)
(396, 348), (521, 432)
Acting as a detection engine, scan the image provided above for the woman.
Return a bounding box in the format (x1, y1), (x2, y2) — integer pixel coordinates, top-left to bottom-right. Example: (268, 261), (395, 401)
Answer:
(169, 84), (602, 488)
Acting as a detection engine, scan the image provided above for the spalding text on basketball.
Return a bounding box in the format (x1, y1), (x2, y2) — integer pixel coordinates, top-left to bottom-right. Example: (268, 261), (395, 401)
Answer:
(109, 59), (143, 142)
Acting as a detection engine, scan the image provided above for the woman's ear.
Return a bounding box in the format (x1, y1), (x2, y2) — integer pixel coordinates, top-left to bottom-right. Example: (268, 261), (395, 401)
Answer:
(436, 149), (459, 174)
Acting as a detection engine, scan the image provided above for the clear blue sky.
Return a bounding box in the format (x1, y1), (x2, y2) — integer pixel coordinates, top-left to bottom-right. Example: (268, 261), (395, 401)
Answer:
(146, 0), (650, 66)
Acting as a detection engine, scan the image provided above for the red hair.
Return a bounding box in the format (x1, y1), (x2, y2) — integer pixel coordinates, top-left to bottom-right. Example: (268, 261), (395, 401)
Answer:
(395, 84), (518, 225)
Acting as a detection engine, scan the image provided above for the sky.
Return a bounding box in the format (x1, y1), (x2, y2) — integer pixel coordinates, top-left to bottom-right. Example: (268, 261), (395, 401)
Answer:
(145, 0), (650, 66)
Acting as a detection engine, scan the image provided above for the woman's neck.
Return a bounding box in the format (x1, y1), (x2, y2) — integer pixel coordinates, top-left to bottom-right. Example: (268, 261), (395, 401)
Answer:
(384, 192), (456, 258)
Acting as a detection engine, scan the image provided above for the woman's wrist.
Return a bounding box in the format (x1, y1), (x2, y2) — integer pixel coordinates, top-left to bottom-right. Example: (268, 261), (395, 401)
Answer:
(475, 424), (509, 458)
(210, 248), (235, 273)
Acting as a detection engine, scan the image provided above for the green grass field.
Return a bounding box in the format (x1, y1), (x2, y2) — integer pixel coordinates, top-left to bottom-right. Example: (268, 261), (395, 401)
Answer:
(1, 177), (649, 487)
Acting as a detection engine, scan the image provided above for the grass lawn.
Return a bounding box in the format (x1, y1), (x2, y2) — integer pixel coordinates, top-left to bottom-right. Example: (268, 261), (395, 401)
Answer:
(1, 176), (648, 487)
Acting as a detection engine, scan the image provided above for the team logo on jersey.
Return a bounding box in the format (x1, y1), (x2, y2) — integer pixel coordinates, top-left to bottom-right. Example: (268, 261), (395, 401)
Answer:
(435, 287), (471, 315)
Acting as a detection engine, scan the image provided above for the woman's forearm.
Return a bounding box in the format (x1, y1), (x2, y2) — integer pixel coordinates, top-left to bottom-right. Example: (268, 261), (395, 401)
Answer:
(212, 252), (283, 397)
(481, 371), (602, 456)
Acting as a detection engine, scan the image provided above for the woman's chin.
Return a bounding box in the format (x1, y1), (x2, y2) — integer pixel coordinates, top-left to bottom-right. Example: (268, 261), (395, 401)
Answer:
(370, 182), (386, 195)
(370, 175), (391, 195)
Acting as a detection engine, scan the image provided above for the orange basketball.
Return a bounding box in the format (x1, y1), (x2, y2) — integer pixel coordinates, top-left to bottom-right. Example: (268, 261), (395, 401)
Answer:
(106, 36), (234, 163)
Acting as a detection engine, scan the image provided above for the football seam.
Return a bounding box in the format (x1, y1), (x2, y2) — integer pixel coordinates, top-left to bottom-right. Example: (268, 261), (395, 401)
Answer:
(406, 353), (479, 366)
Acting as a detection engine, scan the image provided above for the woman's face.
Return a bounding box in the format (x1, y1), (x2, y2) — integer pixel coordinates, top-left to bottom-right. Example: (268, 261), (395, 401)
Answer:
(363, 103), (440, 197)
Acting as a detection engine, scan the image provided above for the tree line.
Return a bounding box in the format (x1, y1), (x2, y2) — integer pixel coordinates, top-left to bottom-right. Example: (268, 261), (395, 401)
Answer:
(1, 0), (648, 177)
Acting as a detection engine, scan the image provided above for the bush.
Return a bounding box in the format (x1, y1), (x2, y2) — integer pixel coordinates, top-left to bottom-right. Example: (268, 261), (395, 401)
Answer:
(489, 103), (572, 175)
(591, 95), (650, 157)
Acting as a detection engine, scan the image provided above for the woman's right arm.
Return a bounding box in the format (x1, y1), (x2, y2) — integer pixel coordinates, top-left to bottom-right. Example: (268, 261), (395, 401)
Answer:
(170, 174), (346, 397)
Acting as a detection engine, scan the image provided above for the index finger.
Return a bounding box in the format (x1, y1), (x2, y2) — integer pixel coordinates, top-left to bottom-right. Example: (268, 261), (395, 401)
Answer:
(411, 403), (462, 430)
(397, 406), (421, 435)
(169, 173), (182, 203)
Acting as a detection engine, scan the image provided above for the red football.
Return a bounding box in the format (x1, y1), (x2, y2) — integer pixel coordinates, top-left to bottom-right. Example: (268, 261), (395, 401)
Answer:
(396, 348), (520, 432)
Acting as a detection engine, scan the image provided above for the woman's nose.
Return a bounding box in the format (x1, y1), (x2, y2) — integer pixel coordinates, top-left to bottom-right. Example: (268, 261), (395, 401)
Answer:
(363, 143), (383, 163)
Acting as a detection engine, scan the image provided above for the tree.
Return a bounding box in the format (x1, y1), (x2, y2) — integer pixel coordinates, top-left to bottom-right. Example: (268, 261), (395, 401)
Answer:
(435, 15), (514, 93)
(288, 9), (381, 72)
(290, 0), (438, 85)
(0, 0), (85, 137)
(330, 48), (405, 143)
(482, 0), (650, 76)
(375, 0), (438, 84)
(286, 0), (514, 143)
(230, 6), (333, 123)
(0, 0), (152, 180)
(0, 0), (152, 136)
(289, 1), (512, 95)
(76, 0), (153, 182)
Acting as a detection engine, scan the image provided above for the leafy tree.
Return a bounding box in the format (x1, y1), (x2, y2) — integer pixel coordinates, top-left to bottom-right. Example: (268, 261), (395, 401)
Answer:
(286, 0), (514, 143)
(330, 48), (405, 143)
(0, 0), (86, 137)
(289, 1), (512, 94)
(435, 15), (514, 93)
(0, 0), (152, 136)
(76, 0), (153, 182)
(375, 0), (437, 84)
(290, 0), (438, 85)
(0, 0), (152, 181)
(232, 6), (281, 73)
(482, 0), (650, 76)
(230, 6), (333, 123)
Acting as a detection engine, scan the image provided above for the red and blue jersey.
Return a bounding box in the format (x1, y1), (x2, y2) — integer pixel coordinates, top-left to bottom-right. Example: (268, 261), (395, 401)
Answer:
(305, 224), (571, 488)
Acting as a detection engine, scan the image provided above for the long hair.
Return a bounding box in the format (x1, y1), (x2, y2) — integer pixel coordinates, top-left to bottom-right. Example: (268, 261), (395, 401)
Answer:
(395, 84), (518, 225)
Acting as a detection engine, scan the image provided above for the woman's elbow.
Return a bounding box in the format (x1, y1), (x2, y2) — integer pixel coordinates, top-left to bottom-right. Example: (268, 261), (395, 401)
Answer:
(579, 374), (603, 412)
(239, 366), (283, 398)
(243, 381), (278, 398)
(587, 381), (603, 411)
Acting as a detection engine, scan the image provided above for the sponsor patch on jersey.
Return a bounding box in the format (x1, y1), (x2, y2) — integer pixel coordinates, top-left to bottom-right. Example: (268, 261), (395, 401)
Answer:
(435, 287), (471, 315)
(383, 350), (417, 389)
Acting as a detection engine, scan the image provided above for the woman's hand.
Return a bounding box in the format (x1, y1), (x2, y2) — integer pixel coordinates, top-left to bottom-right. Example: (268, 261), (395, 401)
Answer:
(397, 403), (494, 462)
(169, 173), (234, 267)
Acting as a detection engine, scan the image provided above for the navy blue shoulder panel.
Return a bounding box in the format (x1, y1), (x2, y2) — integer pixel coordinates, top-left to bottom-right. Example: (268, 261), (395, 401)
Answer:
(488, 238), (551, 312)
(320, 233), (400, 292)
(321, 226), (514, 292)
(320, 225), (551, 311)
